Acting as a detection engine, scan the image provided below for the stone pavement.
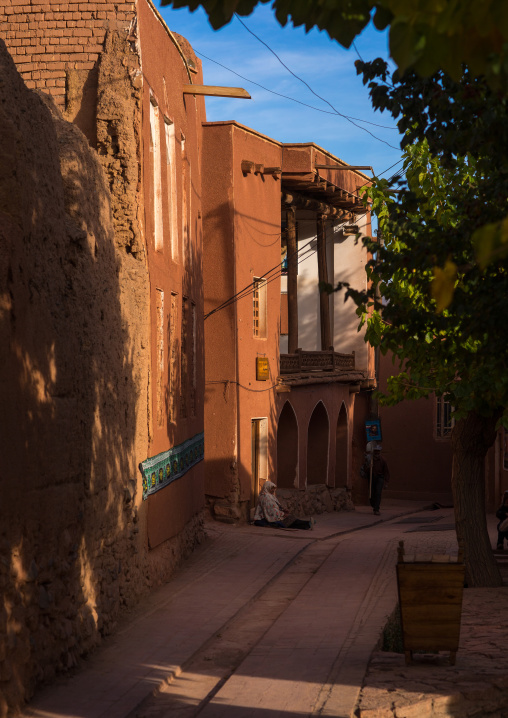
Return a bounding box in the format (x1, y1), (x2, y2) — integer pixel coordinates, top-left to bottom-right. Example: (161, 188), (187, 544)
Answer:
(17, 501), (507, 718)
(356, 515), (508, 718)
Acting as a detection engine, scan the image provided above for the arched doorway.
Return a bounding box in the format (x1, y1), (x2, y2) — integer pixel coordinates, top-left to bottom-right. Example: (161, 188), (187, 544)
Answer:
(307, 401), (329, 485)
(335, 403), (348, 487)
(277, 402), (298, 488)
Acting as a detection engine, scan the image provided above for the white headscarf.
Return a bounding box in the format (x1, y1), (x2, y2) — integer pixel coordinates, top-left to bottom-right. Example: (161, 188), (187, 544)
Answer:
(254, 481), (285, 522)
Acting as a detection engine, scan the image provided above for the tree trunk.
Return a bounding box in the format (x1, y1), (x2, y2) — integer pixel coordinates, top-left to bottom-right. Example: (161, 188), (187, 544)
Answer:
(451, 411), (502, 587)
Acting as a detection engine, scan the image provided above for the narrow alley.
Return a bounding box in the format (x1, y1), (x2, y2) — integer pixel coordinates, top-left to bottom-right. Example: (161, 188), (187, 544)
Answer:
(19, 502), (462, 718)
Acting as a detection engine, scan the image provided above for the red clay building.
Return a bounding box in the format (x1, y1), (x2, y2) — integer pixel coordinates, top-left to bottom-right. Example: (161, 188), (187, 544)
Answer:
(0, 2), (208, 711)
(202, 122), (375, 521)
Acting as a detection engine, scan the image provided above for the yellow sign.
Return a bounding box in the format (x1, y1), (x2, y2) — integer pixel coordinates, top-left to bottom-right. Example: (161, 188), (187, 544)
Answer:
(256, 357), (269, 381)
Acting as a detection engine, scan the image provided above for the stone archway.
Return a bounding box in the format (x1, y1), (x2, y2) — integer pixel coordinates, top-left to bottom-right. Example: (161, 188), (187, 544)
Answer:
(335, 403), (348, 487)
(307, 401), (329, 485)
(277, 401), (298, 488)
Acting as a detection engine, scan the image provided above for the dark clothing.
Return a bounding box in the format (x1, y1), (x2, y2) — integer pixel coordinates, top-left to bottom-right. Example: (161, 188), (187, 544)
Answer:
(370, 477), (384, 513)
(495, 498), (508, 548)
(254, 517), (312, 530)
(362, 453), (390, 513)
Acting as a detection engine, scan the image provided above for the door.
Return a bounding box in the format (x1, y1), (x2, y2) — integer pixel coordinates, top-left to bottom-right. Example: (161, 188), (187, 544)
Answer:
(251, 418), (268, 508)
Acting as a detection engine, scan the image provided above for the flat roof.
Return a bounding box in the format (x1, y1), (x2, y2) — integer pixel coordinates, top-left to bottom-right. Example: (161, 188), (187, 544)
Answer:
(202, 122), (371, 181)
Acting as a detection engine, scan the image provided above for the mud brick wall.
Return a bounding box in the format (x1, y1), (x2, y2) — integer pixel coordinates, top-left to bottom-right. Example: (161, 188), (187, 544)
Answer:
(0, 34), (205, 718)
(0, 0), (135, 108)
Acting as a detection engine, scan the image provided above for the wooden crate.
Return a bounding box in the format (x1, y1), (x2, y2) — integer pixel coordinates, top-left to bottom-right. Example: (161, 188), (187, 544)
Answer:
(396, 540), (465, 665)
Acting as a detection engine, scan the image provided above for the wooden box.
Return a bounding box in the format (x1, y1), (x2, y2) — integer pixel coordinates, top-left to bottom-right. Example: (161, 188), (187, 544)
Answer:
(396, 540), (465, 665)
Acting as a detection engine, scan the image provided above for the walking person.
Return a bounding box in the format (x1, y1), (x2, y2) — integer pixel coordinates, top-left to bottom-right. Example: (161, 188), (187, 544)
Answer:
(361, 444), (390, 515)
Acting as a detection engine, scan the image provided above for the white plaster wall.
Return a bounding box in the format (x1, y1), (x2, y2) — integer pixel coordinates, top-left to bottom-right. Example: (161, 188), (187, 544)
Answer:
(278, 211), (369, 363)
(332, 213), (370, 369)
(296, 212), (320, 351)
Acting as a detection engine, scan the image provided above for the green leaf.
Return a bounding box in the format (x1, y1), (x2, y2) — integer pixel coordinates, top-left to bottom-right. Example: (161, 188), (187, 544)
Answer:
(472, 216), (508, 270)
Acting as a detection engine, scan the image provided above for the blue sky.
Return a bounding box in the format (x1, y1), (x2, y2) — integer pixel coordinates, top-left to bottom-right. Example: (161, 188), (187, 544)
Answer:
(157, 2), (404, 178)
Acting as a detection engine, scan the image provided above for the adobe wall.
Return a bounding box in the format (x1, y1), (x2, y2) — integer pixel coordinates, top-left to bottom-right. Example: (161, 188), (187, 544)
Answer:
(378, 353), (453, 503)
(231, 125), (282, 511)
(136, 0), (206, 547)
(0, 0), (136, 144)
(202, 124), (359, 520)
(202, 123), (241, 518)
(0, 30), (205, 717)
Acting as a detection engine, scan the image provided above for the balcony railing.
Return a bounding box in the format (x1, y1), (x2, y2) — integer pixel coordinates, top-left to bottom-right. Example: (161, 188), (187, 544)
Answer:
(280, 348), (355, 374)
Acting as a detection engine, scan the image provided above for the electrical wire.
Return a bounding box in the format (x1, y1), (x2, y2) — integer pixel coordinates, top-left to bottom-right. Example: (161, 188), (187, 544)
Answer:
(196, 50), (341, 117)
(204, 212), (369, 321)
(195, 48), (398, 130)
(206, 379), (281, 392)
(352, 41), (364, 63)
(378, 158), (404, 178)
(234, 14), (400, 150)
(205, 225), (336, 320)
(204, 230), (319, 320)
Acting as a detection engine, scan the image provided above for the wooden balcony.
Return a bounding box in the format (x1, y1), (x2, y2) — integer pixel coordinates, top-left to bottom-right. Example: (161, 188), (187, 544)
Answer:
(280, 348), (355, 374)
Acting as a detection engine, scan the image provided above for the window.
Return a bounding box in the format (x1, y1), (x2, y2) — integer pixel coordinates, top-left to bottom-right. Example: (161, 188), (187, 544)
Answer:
(251, 418), (268, 508)
(181, 135), (191, 265)
(169, 293), (177, 422)
(190, 302), (196, 417)
(164, 116), (178, 259)
(156, 289), (164, 427)
(149, 95), (163, 251)
(253, 277), (267, 338)
(180, 296), (188, 419)
(436, 395), (454, 439)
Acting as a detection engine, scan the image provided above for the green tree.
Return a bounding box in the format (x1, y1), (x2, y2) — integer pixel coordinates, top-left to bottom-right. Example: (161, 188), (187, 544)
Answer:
(163, 0), (508, 88)
(345, 62), (508, 586)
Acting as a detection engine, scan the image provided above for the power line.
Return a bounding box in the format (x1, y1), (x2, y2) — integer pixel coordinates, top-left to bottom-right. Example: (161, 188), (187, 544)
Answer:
(234, 14), (400, 150)
(352, 41), (364, 63)
(206, 379), (281, 392)
(196, 48), (398, 130)
(204, 212), (369, 321)
(196, 50), (339, 117)
(204, 230), (317, 320)
(378, 158), (404, 178)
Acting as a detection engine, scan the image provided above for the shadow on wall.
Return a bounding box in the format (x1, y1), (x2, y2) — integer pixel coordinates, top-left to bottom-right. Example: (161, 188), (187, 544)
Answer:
(0, 42), (149, 714)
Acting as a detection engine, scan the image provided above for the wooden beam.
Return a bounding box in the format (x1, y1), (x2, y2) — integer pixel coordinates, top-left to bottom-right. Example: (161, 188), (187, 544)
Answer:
(264, 167), (282, 178)
(286, 208), (298, 355)
(281, 190), (347, 218)
(241, 160), (255, 174)
(317, 216), (331, 351)
(183, 85), (251, 99)
(315, 165), (373, 171)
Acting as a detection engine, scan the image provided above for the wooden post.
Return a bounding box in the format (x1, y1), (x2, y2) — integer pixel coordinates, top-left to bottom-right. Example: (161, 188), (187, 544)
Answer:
(287, 208), (298, 354)
(317, 215), (331, 350)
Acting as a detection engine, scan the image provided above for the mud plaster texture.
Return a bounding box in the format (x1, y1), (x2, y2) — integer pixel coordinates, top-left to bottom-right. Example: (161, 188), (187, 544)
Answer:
(357, 533), (508, 718)
(0, 39), (205, 718)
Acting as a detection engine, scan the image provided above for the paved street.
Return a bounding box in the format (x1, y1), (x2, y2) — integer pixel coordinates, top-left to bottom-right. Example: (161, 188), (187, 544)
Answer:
(19, 501), (498, 718)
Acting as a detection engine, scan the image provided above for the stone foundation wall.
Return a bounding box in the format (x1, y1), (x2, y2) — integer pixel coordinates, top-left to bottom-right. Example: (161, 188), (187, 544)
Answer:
(276, 485), (355, 517)
(209, 485), (355, 524)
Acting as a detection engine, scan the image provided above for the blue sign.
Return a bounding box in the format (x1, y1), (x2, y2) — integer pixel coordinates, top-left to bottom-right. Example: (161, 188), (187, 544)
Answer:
(365, 419), (382, 442)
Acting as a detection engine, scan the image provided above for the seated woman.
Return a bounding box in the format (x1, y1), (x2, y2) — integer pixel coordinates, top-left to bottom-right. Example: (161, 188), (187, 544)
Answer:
(496, 490), (508, 550)
(254, 481), (313, 530)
